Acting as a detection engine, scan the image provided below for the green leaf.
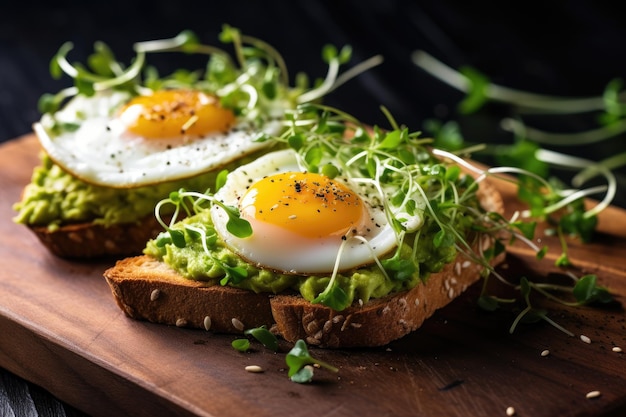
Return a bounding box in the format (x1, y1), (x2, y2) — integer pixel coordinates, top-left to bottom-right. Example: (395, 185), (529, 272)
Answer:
(519, 276), (531, 298)
(458, 66), (490, 114)
(338, 45), (352, 64)
(219, 264), (248, 285)
(218, 204), (253, 238)
(512, 221), (536, 240)
(155, 231), (172, 247)
(381, 256), (418, 281)
(244, 326), (279, 351)
(37, 94), (58, 114)
(215, 169), (228, 191)
(321, 163), (339, 179)
(477, 295), (500, 312)
(321, 44), (338, 63)
(290, 366), (314, 383)
(231, 339), (250, 352)
(559, 209), (597, 243)
(313, 284), (350, 311)
(304, 146), (323, 170)
(286, 340), (338, 381)
(573, 275), (613, 304)
(75, 78), (95, 96)
(520, 308), (547, 324)
(378, 130), (402, 149)
(536, 246), (548, 260)
(285, 339), (312, 377)
(219, 24), (239, 43)
(496, 140), (549, 180)
(287, 134), (304, 150)
(169, 229), (186, 248)
(433, 228), (454, 248)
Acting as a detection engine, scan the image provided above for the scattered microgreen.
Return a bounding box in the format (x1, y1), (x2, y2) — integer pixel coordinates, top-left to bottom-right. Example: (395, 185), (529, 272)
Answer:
(412, 50), (619, 335)
(231, 338), (250, 352)
(244, 326), (279, 351)
(231, 325), (279, 352)
(40, 25), (382, 136)
(286, 339), (338, 383)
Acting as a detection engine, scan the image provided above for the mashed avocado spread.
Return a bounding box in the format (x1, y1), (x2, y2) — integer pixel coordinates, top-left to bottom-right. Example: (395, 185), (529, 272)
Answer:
(144, 209), (463, 308)
(12, 153), (257, 230)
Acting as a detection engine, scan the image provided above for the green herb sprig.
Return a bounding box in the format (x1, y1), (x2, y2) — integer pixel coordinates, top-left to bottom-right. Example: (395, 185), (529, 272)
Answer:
(39, 25), (383, 133)
(286, 339), (339, 383)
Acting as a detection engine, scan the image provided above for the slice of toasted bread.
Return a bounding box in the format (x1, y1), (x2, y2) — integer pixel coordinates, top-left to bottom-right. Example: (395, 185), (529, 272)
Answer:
(104, 179), (505, 348)
(28, 215), (166, 258)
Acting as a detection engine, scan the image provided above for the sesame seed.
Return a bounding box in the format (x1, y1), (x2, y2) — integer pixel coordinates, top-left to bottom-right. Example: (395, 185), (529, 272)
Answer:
(612, 346), (623, 353)
(175, 318), (187, 327)
(541, 349), (550, 357)
(203, 316), (212, 331)
(462, 261), (472, 268)
(245, 365), (264, 373)
(232, 318), (245, 331)
(506, 406), (516, 416)
(448, 288), (455, 299)
(150, 289), (160, 301)
(580, 334), (592, 344)
(586, 390), (601, 399)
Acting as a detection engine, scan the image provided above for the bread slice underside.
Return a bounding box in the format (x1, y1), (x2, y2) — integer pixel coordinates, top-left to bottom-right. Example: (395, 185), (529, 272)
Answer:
(29, 215), (166, 258)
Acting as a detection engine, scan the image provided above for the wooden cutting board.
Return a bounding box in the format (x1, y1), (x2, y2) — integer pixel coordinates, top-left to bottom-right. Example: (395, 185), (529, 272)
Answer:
(1, 135), (625, 417)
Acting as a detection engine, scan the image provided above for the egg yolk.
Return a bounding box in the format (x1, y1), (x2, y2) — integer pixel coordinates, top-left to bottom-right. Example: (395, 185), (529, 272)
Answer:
(240, 172), (369, 239)
(118, 90), (235, 139)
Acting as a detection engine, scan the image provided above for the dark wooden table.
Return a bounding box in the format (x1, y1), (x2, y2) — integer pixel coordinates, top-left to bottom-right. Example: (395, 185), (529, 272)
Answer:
(3, 3), (626, 416)
(1, 134), (625, 417)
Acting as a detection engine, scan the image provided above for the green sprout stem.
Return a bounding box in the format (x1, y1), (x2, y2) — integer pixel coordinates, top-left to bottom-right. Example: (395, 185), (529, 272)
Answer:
(411, 50), (610, 114)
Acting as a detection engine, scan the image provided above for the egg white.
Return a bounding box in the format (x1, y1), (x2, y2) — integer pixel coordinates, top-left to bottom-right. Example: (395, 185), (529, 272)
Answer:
(210, 149), (399, 274)
(35, 91), (281, 188)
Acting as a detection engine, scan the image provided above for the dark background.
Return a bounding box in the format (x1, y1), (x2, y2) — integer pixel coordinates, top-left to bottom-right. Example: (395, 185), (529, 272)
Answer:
(3, 0), (626, 203)
(3, 0), (626, 140)
(1, 1), (625, 415)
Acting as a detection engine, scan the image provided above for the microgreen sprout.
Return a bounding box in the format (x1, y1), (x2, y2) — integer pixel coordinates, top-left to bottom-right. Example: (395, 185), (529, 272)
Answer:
(286, 339), (338, 383)
(40, 25), (382, 134)
(231, 325), (279, 352)
(148, 100), (614, 337)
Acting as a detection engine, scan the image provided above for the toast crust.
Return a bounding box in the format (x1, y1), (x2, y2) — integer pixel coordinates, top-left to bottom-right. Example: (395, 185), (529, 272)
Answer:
(104, 179), (504, 348)
(29, 215), (166, 258)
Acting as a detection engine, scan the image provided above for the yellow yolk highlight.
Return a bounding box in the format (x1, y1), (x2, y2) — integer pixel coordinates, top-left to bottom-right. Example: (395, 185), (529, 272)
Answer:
(118, 90), (235, 139)
(240, 172), (368, 239)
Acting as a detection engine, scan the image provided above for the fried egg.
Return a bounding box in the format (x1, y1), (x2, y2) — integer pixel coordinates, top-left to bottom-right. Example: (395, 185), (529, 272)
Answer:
(34, 89), (281, 188)
(210, 149), (398, 274)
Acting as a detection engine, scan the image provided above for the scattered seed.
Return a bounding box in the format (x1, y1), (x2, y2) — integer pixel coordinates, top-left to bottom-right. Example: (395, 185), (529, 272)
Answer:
(175, 318), (187, 327)
(586, 390), (601, 399)
(150, 289), (160, 301)
(245, 365), (264, 373)
(203, 316), (212, 331)
(506, 406), (516, 416)
(612, 346), (623, 353)
(232, 318), (245, 331)
(541, 349), (550, 357)
(580, 334), (592, 344)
